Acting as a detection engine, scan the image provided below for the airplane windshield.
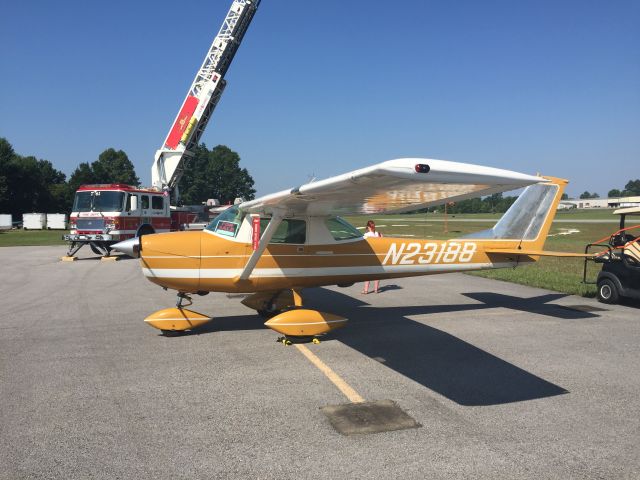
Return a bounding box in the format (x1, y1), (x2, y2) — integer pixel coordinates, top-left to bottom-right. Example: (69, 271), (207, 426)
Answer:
(73, 191), (125, 212)
(206, 205), (245, 237)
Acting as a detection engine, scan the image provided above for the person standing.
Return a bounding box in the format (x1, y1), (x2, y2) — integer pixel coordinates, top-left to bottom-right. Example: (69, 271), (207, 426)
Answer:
(362, 220), (382, 294)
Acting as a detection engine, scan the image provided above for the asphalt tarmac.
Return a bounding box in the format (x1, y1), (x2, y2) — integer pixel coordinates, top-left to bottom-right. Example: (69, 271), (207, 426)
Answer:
(1, 246), (639, 479)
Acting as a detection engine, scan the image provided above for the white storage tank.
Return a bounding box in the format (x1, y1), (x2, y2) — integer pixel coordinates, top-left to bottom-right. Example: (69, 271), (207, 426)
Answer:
(0, 214), (12, 230)
(46, 213), (68, 230)
(23, 213), (47, 230)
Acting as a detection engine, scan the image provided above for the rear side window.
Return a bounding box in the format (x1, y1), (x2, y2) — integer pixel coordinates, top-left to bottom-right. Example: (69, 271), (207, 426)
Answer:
(152, 196), (164, 210)
(325, 217), (362, 240)
(259, 219), (306, 244)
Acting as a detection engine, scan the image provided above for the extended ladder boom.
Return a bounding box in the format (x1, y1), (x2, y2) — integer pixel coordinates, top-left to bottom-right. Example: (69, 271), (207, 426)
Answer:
(152, 0), (260, 199)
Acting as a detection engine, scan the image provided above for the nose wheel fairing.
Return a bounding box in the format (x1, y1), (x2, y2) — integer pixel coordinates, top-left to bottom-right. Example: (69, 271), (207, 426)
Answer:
(144, 306), (212, 333)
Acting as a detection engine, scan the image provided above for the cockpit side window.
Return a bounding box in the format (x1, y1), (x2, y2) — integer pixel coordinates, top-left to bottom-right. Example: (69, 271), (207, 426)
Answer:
(259, 218), (306, 244)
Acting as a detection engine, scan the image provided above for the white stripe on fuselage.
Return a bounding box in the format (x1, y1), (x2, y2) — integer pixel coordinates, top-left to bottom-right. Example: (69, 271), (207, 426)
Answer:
(141, 262), (515, 279)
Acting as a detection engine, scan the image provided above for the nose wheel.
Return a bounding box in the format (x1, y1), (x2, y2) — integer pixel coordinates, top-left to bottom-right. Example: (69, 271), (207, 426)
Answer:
(156, 293), (198, 336)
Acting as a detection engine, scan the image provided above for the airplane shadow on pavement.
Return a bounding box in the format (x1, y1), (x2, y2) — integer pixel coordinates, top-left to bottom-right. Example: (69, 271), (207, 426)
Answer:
(194, 287), (595, 406)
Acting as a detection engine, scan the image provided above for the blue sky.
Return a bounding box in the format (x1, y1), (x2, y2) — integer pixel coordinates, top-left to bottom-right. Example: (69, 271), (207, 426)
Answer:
(1, 0), (638, 198)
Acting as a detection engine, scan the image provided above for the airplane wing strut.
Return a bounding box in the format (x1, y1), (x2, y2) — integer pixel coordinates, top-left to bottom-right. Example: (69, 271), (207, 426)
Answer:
(238, 211), (284, 281)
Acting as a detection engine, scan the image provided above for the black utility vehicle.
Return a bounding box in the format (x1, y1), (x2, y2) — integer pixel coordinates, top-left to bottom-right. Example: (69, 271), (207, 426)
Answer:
(584, 207), (640, 304)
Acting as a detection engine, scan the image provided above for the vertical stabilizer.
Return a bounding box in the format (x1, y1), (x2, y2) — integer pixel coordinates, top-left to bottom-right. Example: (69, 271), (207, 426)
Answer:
(464, 177), (567, 251)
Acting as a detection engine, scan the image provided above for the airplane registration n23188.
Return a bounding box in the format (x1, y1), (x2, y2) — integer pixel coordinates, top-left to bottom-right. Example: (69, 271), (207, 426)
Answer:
(113, 158), (586, 341)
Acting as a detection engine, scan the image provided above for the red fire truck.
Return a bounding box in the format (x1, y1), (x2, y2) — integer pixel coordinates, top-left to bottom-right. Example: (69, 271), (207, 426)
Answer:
(64, 0), (259, 257)
(64, 184), (199, 256)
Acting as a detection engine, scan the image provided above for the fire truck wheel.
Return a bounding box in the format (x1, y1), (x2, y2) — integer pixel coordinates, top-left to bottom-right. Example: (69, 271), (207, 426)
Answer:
(136, 224), (155, 238)
(597, 278), (619, 304)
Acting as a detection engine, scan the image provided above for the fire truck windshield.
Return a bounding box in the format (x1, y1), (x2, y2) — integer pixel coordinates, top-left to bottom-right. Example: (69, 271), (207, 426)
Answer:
(73, 191), (125, 212)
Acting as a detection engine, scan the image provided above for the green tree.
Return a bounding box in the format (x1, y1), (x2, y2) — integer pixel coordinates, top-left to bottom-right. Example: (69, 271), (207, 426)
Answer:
(446, 192), (517, 214)
(0, 138), (15, 212)
(561, 193), (569, 200)
(2, 140), (137, 216)
(622, 179), (640, 197)
(66, 149), (139, 210)
(608, 189), (621, 198)
(0, 139), (68, 216)
(68, 149), (139, 191)
(68, 162), (98, 193)
(579, 191), (599, 199)
(178, 144), (255, 205)
(91, 148), (139, 186)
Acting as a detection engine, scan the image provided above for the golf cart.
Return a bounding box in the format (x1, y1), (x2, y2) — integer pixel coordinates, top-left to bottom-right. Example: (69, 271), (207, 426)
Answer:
(584, 207), (640, 304)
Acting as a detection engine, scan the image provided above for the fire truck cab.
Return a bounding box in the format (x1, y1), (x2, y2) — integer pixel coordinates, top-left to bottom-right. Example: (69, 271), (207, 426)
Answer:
(64, 184), (194, 257)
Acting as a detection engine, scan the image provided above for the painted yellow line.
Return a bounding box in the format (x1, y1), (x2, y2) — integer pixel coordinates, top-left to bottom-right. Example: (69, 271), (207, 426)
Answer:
(295, 344), (365, 403)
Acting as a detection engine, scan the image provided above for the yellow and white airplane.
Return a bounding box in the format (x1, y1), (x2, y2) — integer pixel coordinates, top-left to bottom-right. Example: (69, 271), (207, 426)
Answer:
(113, 157), (580, 341)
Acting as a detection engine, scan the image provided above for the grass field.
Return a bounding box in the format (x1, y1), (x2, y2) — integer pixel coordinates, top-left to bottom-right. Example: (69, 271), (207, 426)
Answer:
(0, 229), (69, 247)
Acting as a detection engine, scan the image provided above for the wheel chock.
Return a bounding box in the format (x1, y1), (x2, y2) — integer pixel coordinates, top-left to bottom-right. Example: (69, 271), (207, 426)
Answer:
(101, 256), (119, 262)
(60, 256), (77, 262)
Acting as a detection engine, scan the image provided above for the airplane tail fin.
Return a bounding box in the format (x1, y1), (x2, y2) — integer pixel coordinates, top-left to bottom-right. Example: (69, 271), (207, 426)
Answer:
(464, 176), (567, 252)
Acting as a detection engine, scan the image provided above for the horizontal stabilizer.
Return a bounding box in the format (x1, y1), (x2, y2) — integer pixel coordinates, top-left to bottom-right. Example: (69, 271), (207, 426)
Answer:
(486, 248), (593, 258)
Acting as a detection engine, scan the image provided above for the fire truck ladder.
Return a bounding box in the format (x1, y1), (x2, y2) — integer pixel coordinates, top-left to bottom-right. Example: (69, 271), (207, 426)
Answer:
(151, 0), (260, 202)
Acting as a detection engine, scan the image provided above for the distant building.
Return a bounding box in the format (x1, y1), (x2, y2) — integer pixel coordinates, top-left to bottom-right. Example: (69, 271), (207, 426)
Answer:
(608, 196), (640, 208)
(575, 198), (610, 209)
(559, 196), (640, 209)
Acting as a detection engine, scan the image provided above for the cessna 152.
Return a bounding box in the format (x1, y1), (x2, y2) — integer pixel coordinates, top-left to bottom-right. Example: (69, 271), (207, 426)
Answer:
(113, 158), (582, 342)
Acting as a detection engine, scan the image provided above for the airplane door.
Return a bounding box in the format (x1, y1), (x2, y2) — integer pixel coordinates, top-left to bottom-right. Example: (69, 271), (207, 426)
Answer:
(258, 218), (307, 283)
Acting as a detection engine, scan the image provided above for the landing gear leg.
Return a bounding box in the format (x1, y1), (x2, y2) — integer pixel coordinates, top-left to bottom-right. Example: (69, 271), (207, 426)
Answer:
(292, 288), (303, 307)
(176, 292), (193, 309)
(159, 293), (194, 336)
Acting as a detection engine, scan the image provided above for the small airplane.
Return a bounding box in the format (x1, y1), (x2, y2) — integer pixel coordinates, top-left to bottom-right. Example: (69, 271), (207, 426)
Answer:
(113, 157), (584, 343)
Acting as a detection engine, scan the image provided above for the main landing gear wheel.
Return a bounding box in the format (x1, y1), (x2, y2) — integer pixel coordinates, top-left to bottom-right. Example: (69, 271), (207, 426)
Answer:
(597, 279), (619, 304)
(276, 335), (321, 346)
(257, 295), (285, 319)
(257, 308), (282, 319)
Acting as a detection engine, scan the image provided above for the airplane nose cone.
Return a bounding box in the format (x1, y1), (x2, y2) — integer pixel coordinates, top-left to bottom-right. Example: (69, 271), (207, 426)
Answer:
(111, 237), (140, 258)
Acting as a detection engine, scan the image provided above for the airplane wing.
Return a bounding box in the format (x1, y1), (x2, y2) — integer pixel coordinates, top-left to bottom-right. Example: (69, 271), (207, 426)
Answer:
(239, 158), (544, 216)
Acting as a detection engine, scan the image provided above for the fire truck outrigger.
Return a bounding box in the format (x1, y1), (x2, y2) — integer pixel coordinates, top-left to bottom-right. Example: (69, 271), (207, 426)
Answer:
(64, 0), (260, 257)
